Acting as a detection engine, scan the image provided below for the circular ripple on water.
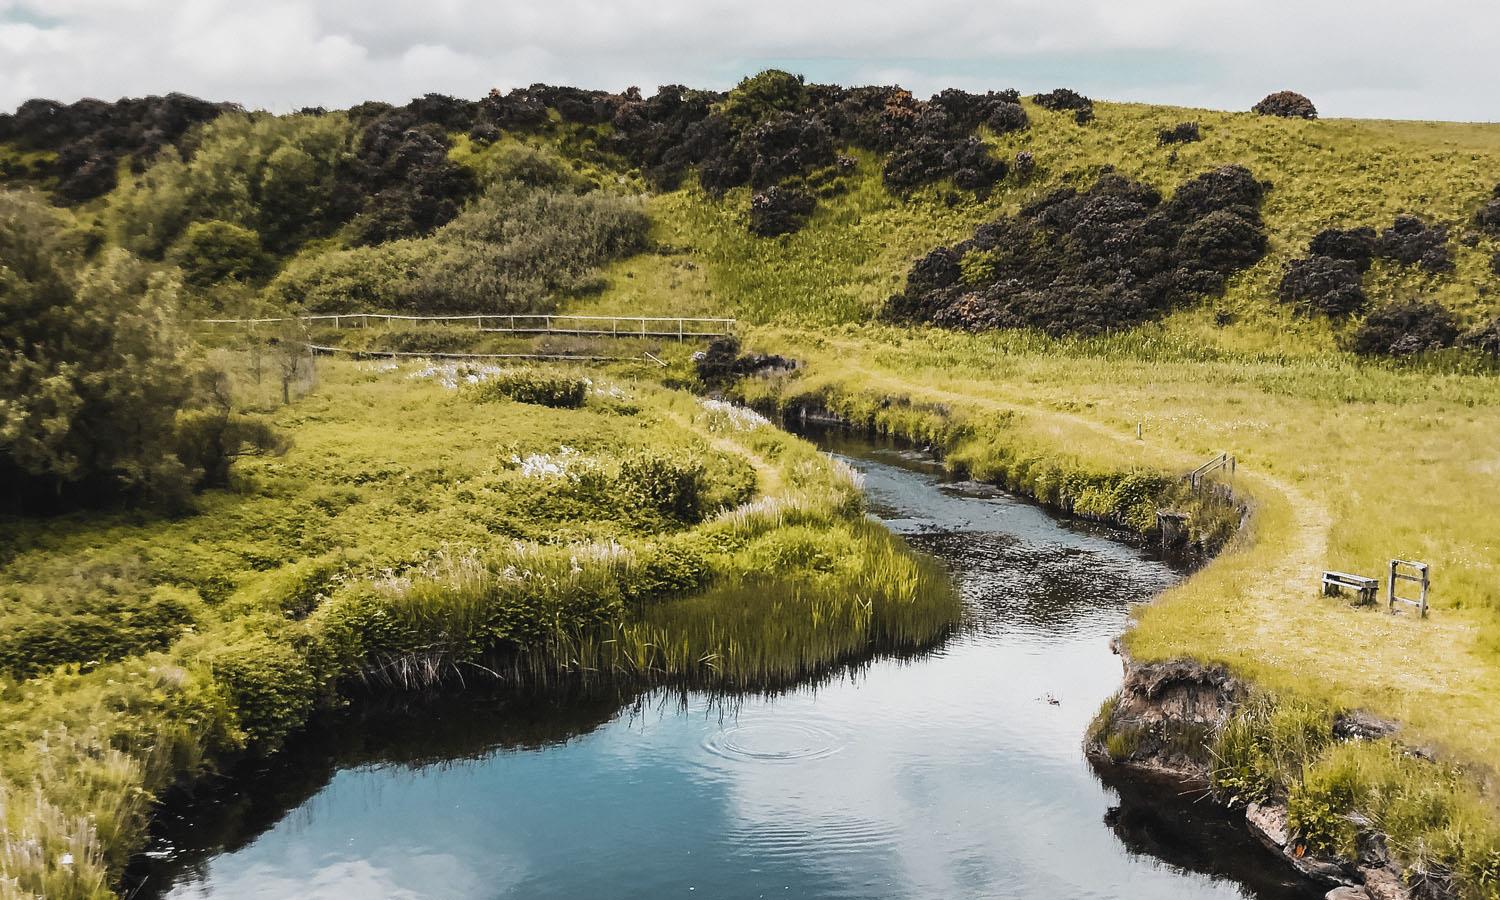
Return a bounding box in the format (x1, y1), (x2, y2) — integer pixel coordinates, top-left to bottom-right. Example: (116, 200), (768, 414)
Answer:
(701, 718), (848, 764)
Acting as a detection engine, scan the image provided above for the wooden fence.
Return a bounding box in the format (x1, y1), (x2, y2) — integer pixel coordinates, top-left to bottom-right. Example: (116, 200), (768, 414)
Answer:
(197, 313), (736, 340)
(303, 343), (668, 367)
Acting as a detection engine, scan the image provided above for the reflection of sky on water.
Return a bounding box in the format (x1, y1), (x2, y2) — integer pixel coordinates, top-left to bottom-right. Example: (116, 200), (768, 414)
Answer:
(154, 438), (1315, 900)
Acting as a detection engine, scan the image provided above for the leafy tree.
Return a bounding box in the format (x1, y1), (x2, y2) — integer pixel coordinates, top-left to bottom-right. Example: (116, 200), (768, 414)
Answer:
(1, 194), (197, 506)
(0, 190), (275, 508)
(167, 220), (270, 286)
(104, 111), (359, 258)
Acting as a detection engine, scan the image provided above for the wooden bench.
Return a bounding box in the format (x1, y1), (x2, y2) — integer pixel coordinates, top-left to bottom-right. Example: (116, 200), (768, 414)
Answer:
(1322, 570), (1378, 605)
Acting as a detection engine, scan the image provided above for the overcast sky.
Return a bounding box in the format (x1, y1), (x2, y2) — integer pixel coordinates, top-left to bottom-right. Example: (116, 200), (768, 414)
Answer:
(1, 0), (1495, 121)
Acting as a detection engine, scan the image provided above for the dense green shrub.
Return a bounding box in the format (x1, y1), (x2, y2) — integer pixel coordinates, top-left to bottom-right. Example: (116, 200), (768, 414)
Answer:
(203, 630), (321, 750)
(620, 536), (714, 603)
(269, 185), (648, 313)
(267, 240), (435, 311)
(720, 70), (808, 128)
(0, 583), (200, 678)
(104, 111), (359, 257)
(166, 220), (270, 286)
(468, 369), (589, 407)
(619, 451), (708, 523)
(173, 404), (285, 489)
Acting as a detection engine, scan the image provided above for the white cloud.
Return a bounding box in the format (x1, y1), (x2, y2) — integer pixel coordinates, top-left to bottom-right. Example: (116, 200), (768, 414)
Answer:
(0, 0), (1494, 120)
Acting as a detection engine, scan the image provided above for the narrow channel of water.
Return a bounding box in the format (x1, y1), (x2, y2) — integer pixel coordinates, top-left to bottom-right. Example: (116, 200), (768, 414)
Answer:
(133, 427), (1320, 900)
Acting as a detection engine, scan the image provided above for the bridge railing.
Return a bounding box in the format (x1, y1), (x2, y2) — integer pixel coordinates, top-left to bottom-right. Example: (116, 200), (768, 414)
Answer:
(196, 313), (736, 339)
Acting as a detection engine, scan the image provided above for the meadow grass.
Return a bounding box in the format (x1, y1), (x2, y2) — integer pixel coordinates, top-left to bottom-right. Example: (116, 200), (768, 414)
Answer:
(0, 357), (958, 899)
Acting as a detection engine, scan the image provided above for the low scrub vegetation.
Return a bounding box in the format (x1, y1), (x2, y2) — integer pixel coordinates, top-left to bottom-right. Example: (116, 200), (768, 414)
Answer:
(268, 180), (648, 313)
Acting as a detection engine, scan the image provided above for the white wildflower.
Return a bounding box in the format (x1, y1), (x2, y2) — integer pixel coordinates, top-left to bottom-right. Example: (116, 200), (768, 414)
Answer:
(510, 446), (583, 479)
(698, 398), (771, 432)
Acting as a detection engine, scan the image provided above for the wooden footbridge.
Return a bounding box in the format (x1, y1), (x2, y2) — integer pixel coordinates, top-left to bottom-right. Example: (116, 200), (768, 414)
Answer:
(197, 313), (736, 340)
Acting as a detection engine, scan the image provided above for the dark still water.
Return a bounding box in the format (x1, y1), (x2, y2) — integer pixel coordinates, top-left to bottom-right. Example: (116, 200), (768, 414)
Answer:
(134, 429), (1319, 900)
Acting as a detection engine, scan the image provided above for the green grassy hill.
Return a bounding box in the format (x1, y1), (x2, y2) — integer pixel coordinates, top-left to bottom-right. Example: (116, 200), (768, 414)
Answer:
(579, 101), (1500, 348)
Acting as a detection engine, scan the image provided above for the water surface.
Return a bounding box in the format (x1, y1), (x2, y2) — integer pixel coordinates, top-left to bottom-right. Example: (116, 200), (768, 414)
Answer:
(135, 429), (1318, 900)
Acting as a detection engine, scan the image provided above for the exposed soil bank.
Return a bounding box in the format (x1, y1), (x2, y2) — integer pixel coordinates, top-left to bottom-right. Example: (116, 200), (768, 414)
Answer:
(1086, 650), (1421, 900)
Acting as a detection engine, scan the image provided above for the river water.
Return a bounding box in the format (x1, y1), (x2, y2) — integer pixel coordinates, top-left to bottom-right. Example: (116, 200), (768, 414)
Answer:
(134, 428), (1319, 900)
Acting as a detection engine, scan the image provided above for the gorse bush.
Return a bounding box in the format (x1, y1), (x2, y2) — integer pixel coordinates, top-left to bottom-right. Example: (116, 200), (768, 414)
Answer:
(1158, 121), (1202, 145)
(0, 93), (232, 202)
(1351, 300), (1460, 355)
(1374, 214), (1453, 272)
(883, 165), (1269, 335)
(748, 185), (816, 236)
(1278, 254), (1367, 317)
(1253, 91), (1317, 119)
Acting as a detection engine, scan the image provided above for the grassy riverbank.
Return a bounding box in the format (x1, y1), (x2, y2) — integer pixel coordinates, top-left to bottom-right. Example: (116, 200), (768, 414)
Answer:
(0, 357), (956, 899)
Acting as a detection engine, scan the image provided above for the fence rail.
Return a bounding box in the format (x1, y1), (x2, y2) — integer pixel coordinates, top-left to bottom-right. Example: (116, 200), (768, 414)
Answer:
(1188, 452), (1236, 489)
(198, 313), (736, 340)
(303, 343), (667, 367)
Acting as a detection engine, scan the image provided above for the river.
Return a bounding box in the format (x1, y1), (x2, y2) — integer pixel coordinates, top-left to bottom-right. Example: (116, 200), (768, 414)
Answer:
(132, 426), (1319, 900)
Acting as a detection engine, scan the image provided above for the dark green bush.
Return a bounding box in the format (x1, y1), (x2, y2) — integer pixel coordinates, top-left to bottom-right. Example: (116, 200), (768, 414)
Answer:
(620, 451), (707, 523)
(204, 631), (321, 750)
(1351, 300), (1459, 356)
(167, 220), (270, 286)
(469, 369), (589, 407)
(621, 537), (714, 603)
(0, 584), (200, 678)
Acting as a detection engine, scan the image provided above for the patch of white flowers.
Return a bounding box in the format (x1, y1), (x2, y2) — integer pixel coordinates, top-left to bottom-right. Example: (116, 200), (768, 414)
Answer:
(510, 446), (584, 479)
(590, 380), (628, 400)
(408, 362), (505, 390)
(698, 398), (771, 432)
